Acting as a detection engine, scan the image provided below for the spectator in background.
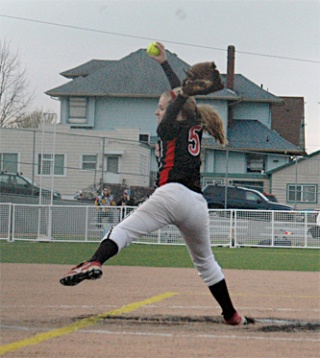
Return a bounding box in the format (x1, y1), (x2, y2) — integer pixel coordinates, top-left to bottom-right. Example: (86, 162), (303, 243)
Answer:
(75, 190), (84, 200)
(95, 187), (116, 228)
(117, 189), (135, 220)
(117, 189), (135, 206)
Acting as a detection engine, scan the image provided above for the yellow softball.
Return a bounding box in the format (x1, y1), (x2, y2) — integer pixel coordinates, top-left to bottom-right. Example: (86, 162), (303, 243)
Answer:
(147, 42), (160, 56)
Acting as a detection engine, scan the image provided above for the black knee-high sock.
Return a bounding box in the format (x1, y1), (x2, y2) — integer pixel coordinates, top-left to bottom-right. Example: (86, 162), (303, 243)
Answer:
(209, 279), (236, 320)
(89, 239), (119, 265)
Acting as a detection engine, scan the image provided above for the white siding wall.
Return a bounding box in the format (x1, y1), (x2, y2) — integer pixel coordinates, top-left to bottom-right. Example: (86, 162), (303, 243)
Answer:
(271, 153), (320, 209)
(266, 155), (289, 171)
(1, 127), (149, 197)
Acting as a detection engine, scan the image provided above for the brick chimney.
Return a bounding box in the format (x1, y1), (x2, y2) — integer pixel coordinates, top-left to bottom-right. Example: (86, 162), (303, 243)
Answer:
(227, 45), (235, 90)
(227, 45), (235, 127)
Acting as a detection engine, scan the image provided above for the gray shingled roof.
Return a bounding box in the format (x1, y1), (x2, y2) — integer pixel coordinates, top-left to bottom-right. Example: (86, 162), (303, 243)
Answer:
(220, 74), (281, 103)
(46, 49), (280, 102)
(60, 60), (117, 78)
(48, 76), (102, 95)
(226, 119), (302, 153)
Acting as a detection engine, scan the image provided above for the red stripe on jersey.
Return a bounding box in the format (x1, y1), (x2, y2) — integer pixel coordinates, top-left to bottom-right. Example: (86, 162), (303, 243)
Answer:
(169, 90), (176, 99)
(159, 138), (176, 186)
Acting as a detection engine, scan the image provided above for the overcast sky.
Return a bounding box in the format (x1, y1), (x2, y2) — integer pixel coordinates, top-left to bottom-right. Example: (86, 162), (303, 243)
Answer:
(1, 0), (319, 153)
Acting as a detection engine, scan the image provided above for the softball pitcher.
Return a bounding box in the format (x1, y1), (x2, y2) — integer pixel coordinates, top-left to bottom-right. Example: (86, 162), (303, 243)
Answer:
(60, 43), (254, 326)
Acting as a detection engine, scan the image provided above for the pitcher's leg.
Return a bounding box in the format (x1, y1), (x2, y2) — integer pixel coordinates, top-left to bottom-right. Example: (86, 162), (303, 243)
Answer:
(180, 224), (225, 286)
(92, 186), (179, 263)
(177, 193), (224, 285)
(106, 189), (175, 251)
(60, 187), (177, 287)
(181, 226), (248, 324)
(177, 194), (250, 325)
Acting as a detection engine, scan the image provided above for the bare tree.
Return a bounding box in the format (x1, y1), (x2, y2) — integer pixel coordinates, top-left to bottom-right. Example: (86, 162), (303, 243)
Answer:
(0, 39), (33, 128)
(17, 110), (56, 128)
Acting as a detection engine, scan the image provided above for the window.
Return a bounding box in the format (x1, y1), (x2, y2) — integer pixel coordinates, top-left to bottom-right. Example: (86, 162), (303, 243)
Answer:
(139, 134), (150, 143)
(69, 97), (87, 124)
(140, 154), (148, 174)
(106, 156), (119, 174)
(246, 154), (266, 173)
(0, 153), (18, 172)
(232, 189), (245, 200)
(287, 184), (317, 203)
(245, 192), (260, 202)
(15, 176), (30, 187)
(149, 171), (157, 187)
(82, 155), (97, 170)
(203, 179), (223, 186)
(38, 154), (65, 175)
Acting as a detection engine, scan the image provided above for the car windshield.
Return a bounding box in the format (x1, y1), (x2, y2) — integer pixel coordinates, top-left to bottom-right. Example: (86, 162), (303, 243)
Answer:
(23, 176), (38, 186)
(237, 187), (270, 201)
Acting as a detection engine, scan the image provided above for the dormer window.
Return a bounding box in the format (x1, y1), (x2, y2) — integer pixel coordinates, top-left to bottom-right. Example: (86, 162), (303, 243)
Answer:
(247, 154), (266, 173)
(68, 97), (87, 124)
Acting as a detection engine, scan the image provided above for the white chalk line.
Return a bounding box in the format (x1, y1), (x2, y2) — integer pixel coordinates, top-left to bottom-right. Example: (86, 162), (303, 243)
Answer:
(1, 324), (319, 343)
(1, 304), (319, 313)
(167, 305), (320, 313)
(184, 291), (320, 299)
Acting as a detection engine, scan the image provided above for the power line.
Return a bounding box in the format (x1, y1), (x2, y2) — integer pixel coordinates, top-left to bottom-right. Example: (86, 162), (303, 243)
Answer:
(1, 14), (319, 64)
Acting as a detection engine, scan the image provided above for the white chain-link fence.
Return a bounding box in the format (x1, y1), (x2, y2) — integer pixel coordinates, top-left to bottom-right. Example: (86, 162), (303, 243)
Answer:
(0, 203), (319, 248)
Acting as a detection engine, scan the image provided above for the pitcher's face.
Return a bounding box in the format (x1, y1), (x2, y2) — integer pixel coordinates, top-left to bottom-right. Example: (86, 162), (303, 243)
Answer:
(155, 94), (170, 125)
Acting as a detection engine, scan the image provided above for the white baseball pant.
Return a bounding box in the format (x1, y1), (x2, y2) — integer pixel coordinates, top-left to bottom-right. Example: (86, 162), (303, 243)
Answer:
(104, 183), (225, 286)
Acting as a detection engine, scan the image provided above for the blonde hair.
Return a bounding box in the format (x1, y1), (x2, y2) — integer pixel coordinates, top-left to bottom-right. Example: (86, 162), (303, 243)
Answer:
(197, 105), (227, 145)
(163, 88), (227, 145)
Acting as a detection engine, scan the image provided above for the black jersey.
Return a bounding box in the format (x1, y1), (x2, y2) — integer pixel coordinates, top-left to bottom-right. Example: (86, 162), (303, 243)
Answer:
(156, 95), (203, 193)
(155, 60), (203, 193)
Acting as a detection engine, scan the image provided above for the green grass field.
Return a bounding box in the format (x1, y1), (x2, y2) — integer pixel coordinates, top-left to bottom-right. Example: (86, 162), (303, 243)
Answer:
(0, 241), (319, 271)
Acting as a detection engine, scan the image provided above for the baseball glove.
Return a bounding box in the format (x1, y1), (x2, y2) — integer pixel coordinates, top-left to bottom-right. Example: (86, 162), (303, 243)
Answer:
(182, 62), (224, 96)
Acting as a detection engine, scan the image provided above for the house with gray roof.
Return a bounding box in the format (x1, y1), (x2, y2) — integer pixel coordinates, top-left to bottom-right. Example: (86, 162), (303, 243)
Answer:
(45, 45), (305, 195)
